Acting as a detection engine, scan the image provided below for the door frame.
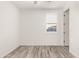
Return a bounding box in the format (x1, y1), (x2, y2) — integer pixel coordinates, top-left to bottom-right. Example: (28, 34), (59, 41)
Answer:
(64, 9), (69, 46)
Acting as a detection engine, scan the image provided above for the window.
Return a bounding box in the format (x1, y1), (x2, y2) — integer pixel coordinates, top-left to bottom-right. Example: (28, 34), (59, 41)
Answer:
(46, 13), (57, 32)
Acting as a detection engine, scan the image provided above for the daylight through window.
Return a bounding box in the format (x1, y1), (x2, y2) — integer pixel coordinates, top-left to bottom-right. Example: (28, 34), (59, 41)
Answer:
(46, 13), (57, 32)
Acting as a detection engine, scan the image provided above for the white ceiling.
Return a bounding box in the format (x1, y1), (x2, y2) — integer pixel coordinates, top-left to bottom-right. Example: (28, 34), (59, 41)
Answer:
(11, 1), (67, 9)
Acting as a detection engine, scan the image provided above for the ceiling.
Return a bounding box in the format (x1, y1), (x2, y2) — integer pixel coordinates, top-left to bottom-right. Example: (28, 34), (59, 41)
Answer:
(11, 1), (67, 9)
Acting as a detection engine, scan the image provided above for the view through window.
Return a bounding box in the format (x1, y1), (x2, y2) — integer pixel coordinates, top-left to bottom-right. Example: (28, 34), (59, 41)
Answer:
(46, 13), (57, 32)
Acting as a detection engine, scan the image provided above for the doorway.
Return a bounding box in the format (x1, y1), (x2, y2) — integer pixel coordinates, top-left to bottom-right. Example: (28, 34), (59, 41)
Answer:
(64, 9), (69, 46)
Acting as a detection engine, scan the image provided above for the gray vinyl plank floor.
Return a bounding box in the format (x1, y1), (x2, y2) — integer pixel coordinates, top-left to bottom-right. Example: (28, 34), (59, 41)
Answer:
(4, 46), (75, 58)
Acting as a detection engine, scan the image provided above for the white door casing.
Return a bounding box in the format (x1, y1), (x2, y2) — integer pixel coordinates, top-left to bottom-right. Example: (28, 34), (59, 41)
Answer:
(64, 9), (69, 46)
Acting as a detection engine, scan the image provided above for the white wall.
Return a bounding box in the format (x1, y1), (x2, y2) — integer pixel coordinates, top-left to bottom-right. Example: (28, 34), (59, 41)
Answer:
(64, 2), (79, 57)
(20, 9), (64, 46)
(69, 3), (79, 58)
(0, 2), (20, 57)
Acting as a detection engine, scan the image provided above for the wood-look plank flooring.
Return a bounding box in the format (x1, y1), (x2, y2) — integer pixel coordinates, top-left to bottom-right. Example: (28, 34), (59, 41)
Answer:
(4, 46), (74, 58)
